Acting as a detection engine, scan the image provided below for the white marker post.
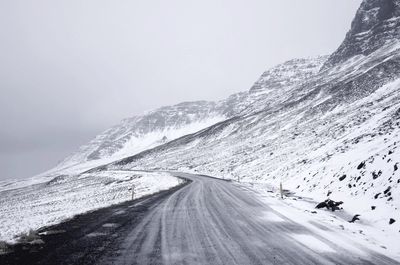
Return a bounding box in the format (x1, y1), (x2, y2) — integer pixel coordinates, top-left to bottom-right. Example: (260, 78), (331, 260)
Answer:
(280, 182), (283, 199)
(131, 184), (136, 200)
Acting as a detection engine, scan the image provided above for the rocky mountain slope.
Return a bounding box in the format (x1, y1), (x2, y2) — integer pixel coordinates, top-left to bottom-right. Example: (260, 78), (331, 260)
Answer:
(323, 0), (400, 69)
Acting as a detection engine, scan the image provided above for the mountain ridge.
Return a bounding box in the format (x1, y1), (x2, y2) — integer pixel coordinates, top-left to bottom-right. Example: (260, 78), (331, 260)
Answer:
(51, 56), (327, 175)
(323, 0), (400, 69)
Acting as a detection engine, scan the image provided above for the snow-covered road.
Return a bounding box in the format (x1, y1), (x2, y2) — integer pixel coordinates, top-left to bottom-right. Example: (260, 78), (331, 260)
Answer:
(111, 172), (398, 265)
(2, 172), (399, 265)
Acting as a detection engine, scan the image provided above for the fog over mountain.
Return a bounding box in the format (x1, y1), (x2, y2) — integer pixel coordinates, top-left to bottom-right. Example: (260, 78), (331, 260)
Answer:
(0, 0), (361, 180)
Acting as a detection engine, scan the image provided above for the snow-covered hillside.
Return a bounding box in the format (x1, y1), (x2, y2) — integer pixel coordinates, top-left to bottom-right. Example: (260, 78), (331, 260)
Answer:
(0, 171), (182, 243)
(45, 56), (326, 177)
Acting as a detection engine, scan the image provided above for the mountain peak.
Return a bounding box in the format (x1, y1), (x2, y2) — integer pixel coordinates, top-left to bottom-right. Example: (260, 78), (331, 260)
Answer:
(323, 0), (400, 69)
(250, 56), (327, 92)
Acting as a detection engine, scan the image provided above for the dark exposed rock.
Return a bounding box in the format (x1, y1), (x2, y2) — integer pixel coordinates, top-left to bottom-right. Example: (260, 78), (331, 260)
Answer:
(316, 199), (343, 212)
(349, 214), (361, 223)
(371, 206), (376, 210)
(339, 175), (347, 181)
(357, 161), (366, 170)
(389, 218), (396, 225)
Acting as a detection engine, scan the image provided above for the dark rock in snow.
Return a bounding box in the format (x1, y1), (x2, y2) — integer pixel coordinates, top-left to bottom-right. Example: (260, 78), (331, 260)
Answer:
(371, 170), (382, 179)
(371, 206), (376, 210)
(316, 199), (343, 212)
(389, 218), (396, 225)
(349, 214), (361, 223)
(357, 161), (366, 170)
(384, 186), (392, 194)
(339, 175), (347, 181)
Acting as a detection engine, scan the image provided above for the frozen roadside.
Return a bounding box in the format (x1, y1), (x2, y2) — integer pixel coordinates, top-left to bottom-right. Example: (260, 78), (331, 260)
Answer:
(0, 170), (184, 244)
(235, 181), (400, 262)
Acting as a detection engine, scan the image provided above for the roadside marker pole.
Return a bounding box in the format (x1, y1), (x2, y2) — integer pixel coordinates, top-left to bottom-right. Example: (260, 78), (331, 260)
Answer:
(280, 182), (283, 199)
(132, 184), (135, 200)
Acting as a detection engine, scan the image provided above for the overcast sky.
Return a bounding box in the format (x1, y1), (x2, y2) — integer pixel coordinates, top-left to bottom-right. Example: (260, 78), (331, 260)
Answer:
(0, 0), (362, 180)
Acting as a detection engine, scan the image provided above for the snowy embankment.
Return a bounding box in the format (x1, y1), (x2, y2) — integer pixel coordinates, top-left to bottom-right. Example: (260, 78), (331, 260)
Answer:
(235, 182), (400, 261)
(0, 171), (183, 243)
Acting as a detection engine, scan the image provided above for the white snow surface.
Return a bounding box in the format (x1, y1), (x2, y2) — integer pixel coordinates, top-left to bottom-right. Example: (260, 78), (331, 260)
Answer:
(0, 171), (182, 243)
(237, 181), (400, 260)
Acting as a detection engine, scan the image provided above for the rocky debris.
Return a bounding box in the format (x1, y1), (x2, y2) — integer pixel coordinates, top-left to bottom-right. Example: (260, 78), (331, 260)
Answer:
(372, 170), (382, 179)
(339, 175), (347, 181)
(383, 186), (392, 195)
(349, 214), (361, 223)
(315, 199), (344, 212)
(357, 161), (366, 170)
(371, 205), (376, 210)
(389, 218), (396, 225)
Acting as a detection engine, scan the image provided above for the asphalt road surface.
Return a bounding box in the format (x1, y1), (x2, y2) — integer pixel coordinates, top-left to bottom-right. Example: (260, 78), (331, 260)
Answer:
(1, 172), (399, 265)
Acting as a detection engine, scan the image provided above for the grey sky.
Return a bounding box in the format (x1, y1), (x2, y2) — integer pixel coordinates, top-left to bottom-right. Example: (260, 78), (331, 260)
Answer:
(0, 0), (362, 180)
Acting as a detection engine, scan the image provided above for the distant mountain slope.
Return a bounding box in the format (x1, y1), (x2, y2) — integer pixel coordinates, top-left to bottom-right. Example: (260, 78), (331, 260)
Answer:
(50, 57), (326, 175)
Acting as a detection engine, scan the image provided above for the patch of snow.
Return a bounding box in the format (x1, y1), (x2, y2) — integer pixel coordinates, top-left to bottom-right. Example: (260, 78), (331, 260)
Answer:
(0, 171), (182, 243)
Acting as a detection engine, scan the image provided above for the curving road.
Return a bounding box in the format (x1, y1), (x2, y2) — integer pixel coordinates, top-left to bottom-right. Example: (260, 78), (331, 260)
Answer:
(102, 172), (398, 265)
(2, 172), (399, 265)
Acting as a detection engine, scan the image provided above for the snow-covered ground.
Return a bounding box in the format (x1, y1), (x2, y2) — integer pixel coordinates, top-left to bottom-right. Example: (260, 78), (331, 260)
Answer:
(235, 181), (400, 261)
(0, 171), (183, 243)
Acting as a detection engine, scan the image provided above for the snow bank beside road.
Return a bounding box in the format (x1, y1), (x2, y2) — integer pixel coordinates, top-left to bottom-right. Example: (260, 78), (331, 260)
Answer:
(0, 171), (182, 243)
(236, 182), (400, 261)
